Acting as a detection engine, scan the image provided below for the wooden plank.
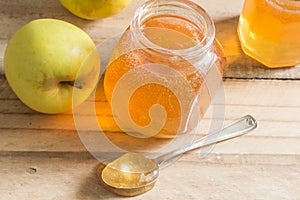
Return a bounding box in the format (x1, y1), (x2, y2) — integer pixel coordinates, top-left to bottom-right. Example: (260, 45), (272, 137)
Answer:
(223, 79), (300, 107)
(0, 41), (6, 71)
(158, 159), (300, 200)
(2, 76), (300, 106)
(0, 129), (85, 152)
(0, 0), (139, 39)
(1, 78), (300, 139)
(212, 137), (300, 155)
(1, 127), (300, 155)
(1, 75), (300, 105)
(179, 152), (300, 166)
(0, 153), (299, 200)
(1, 98), (300, 121)
(0, 77), (18, 100)
(0, 113), (76, 130)
(195, 0), (244, 22)
(1, 105), (300, 134)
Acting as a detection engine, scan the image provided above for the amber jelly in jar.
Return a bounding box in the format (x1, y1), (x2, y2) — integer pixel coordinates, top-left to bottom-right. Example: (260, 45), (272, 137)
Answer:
(238, 0), (300, 68)
(103, 0), (226, 138)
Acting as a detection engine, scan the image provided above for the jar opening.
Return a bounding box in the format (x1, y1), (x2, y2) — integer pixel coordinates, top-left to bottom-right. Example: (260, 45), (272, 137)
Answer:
(130, 0), (215, 58)
(268, 0), (300, 12)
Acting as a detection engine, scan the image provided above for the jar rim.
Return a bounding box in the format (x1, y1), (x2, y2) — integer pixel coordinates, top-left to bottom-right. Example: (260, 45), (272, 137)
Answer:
(130, 0), (216, 58)
(268, 0), (300, 12)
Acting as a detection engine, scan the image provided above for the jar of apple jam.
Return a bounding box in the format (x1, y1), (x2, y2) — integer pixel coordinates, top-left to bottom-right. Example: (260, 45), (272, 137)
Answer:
(103, 0), (226, 138)
(238, 0), (300, 68)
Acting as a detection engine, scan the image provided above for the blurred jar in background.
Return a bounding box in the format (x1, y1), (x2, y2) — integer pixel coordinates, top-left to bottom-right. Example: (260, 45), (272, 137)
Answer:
(238, 0), (300, 68)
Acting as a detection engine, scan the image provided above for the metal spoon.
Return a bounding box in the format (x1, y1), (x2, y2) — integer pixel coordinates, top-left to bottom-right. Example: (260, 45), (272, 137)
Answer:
(97, 115), (257, 196)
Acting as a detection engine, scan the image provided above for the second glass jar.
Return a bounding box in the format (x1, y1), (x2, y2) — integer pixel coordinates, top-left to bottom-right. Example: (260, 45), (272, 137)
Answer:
(238, 0), (300, 68)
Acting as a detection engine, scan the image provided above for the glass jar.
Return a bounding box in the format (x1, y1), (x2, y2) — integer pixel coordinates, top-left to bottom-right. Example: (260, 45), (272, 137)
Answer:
(238, 0), (300, 68)
(103, 0), (226, 138)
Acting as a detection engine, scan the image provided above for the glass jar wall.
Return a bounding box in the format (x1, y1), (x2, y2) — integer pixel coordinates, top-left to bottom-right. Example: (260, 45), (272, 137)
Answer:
(238, 0), (300, 68)
(103, 0), (226, 138)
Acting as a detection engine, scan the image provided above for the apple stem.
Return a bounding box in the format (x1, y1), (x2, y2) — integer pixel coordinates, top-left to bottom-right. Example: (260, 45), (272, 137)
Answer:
(61, 81), (82, 89)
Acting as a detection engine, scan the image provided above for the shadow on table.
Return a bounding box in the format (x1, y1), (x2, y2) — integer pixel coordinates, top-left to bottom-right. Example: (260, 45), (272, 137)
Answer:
(76, 164), (119, 199)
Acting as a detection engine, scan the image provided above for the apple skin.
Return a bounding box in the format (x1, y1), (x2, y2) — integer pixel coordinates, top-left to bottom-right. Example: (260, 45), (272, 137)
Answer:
(60, 0), (132, 20)
(4, 19), (100, 114)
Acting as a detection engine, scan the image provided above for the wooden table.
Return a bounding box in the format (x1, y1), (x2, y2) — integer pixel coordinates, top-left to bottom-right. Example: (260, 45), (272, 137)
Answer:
(1, 0), (300, 199)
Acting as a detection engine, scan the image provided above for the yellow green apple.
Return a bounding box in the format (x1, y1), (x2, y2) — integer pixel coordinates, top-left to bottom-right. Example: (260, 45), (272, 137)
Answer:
(4, 19), (100, 114)
(60, 0), (132, 20)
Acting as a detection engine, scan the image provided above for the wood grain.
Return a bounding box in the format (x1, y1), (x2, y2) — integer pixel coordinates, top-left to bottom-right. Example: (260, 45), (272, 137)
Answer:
(1, 0), (300, 199)
(1, 76), (300, 199)
(1, 152), (299, 200)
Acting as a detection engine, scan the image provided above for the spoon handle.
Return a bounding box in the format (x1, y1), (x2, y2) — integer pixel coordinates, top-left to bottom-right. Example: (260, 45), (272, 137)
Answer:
(155, 115), (257, 165)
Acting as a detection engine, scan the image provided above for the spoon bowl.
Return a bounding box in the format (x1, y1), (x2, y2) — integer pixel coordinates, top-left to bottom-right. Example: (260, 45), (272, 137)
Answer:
(97, 115), (257, 196)
(97, 161), (158, 196)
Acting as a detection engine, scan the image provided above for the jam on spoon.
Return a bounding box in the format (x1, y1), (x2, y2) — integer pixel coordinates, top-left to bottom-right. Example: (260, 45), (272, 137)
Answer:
(97, 115), (257, 196)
